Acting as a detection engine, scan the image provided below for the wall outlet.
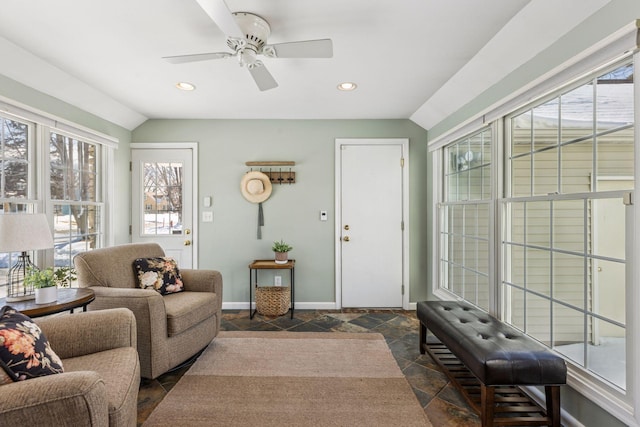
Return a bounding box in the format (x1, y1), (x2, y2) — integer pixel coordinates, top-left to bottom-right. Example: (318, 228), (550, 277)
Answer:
(202, 211), (213, 222)
(274, 276), (282, 286)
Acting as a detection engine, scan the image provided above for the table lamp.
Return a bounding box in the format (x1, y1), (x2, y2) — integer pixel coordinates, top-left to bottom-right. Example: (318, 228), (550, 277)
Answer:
(0, 213), (54, 301)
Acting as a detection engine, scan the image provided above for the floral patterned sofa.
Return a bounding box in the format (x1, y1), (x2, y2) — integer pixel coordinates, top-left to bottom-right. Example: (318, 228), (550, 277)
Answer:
(73, 243), (223, 379)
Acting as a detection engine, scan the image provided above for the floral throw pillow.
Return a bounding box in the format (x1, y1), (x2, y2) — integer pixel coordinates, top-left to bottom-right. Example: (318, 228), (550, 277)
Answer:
(133, 257), (184, 295)
(0, 306), (64, 384)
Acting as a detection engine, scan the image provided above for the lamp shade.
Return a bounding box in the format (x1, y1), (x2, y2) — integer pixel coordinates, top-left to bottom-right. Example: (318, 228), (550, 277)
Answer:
(0, 213), (54, 253)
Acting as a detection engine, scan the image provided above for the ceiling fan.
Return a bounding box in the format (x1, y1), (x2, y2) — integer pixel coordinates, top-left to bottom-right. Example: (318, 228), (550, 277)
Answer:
(163, 0), (333, 91)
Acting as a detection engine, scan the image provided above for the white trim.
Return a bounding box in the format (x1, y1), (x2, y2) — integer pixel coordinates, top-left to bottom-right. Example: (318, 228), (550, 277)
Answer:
(222, 301), (338, 311)
(0, 94), (119, 148)
(104, 147), (115, 247)
(334, 141), (343, 309)
(334, 138), (410, 310)
(428, 20), (640, 150)
(222, 302), (415, 311)
(631, 48), (640, 427)
(431, 149), (441, 298)
(428, 116), (485, 152)
(565, 364), (637, 426)
(130, 142), (199, 268)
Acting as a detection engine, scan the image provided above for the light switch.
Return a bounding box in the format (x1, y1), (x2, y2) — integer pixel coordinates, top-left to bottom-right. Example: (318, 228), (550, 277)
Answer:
(202, 211), (213, 222)
(320, 210), (328, 221)
(203, 196), (212, 207)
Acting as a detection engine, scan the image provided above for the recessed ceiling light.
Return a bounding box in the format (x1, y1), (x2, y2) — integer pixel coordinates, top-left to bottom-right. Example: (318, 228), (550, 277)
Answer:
(176, 82), (196, 91)
(337, 82), (357, 91)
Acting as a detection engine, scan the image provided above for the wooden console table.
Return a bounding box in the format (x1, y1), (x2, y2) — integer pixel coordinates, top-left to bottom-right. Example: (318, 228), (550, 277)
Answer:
(0, 288), (95, 318)
(249, 259), (295, 319)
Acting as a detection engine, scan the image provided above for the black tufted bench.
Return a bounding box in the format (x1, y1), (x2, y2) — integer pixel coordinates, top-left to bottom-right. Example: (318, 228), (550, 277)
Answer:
(417, 300), (567, 427)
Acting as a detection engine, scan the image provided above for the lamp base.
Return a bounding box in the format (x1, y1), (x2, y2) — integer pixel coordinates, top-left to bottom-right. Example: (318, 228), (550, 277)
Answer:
(6, 252), (37, 302)
(6, 294), (36, 302)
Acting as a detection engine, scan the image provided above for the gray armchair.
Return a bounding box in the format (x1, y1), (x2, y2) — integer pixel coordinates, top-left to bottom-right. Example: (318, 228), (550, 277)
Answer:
(0, 308), (139, 427)
(73, 243), (223, 379)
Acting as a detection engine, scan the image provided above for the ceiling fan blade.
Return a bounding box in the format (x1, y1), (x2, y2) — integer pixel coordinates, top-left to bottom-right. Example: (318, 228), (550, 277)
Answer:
(163, 52), (233, 64)
(248, 63), (278, 91)
(265, 39), (333, 58)
(194, 0), (244, 38)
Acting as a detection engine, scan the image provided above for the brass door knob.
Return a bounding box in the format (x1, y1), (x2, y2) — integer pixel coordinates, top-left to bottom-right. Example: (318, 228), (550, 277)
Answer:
(184, 240), (191, 246)
(343, 236), (350, 242)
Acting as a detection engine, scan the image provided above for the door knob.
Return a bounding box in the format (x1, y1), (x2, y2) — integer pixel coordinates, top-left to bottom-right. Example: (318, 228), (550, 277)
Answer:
(343, 236), (350, 242)
(184, 240), (191, 246)
(185, 229), (191, 235)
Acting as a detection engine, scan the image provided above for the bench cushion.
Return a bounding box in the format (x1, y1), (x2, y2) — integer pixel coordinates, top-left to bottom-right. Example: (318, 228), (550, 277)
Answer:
(418, 300), (567, 386)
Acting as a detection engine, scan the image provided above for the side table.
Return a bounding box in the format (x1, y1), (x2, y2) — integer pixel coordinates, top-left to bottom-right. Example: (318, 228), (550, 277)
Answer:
(0, 288), (95, 318)
(249, 259), (295, 319)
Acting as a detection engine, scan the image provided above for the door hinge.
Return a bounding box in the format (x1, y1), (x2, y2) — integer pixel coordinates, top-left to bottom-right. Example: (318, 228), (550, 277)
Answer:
(129, 225), (132, 235)
(129, 161), (132, 172)
(401, 284), (405, 295)
(623, 192), (633, 206)
(401, 221), (404, 231)
(400, 157), (405, 168)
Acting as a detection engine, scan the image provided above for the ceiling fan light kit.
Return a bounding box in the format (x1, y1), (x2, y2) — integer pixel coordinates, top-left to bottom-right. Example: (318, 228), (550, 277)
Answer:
(164, 0), (333, 91)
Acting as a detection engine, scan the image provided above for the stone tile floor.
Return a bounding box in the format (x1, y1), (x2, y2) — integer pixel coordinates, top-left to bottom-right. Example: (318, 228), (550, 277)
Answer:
(137, 309), (481, 426)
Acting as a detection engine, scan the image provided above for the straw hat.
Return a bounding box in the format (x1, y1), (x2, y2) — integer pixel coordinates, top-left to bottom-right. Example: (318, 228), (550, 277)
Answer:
(240, 171), (272, 203)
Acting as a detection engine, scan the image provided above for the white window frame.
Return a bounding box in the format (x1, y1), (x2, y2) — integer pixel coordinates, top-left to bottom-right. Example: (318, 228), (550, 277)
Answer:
(0, 96), (117, 270)
(434, 125), (497, 312)
(430, 22), (640, 426)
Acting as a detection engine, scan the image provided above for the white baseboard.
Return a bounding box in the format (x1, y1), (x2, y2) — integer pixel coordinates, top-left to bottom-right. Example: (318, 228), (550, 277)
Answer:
(222, 302), (338, 311)
(222, 302), (419, 311)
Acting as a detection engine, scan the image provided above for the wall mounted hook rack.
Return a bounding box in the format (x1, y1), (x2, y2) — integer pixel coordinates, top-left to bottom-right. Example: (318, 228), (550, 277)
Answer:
(245, 161), (296, 184)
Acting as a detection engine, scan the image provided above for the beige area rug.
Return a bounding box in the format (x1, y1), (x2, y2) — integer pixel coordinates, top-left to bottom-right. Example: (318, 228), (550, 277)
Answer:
(144, 331), (432, 426)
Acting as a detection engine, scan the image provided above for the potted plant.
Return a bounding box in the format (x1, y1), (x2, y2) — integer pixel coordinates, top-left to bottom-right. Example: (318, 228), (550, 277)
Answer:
(272, 239), (293, 264)
(25, 267), (57, 304)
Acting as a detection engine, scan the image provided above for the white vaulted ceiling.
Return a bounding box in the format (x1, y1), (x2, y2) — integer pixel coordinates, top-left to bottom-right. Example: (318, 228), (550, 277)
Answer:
(0, 0), (611, 130)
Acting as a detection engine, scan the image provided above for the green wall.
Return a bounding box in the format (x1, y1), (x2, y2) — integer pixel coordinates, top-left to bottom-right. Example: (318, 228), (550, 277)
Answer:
(0, 72), (432, 306)
(132, 119), (430, 305)
(427, 1), (639, 426)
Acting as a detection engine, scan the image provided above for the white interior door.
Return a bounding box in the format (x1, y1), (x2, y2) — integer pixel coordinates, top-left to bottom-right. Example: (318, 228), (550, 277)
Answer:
(131, 145), (196, 268)
(337, 140), (406, 308)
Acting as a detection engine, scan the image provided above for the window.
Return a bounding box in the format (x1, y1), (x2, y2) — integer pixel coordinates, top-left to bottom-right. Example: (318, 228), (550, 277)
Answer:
(503, 62), (633, 391)
(0, 116), (30, 201)
(0, 116), (37, 294)
(439, 128), (492, 310)
(434, 56), (636, 418)
(50, 132), (103, 268)
(142, 161), (183, 235)
(0, 105), (115, 297)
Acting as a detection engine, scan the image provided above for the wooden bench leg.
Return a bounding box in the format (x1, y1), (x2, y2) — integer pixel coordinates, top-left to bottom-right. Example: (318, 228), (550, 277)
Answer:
(545, 385), (561, 427)
(420, 322), (426, 354)
(481, 384), (495, 427)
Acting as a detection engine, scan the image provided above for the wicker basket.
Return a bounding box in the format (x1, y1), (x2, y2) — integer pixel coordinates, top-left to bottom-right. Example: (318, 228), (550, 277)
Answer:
(256, 286), (290, 316)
